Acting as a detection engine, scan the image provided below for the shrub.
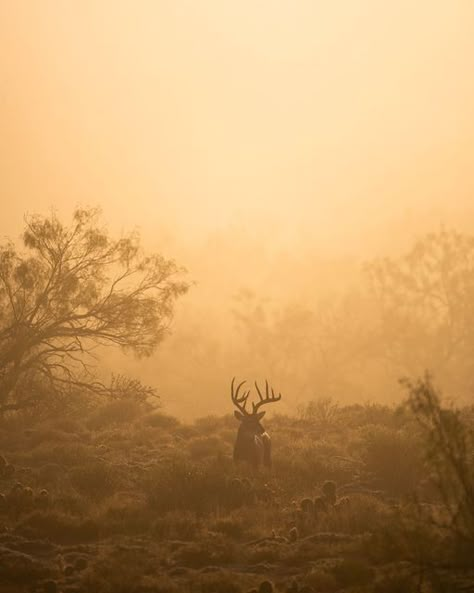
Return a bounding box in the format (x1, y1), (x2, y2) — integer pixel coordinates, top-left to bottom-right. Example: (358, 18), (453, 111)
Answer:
(404, 375), (474, 545)
(274, 438), (350, 496)
(245, 543), (282, 565)
(153, 510), (202, 540)
(17, 510), (100, 543)
(298, 397), (341, 430)
(70, 461), (122, 501)
(357, 425), (422, 495)
(317, 494), (392, 534)
(80, 546), (171, 593)
(172, 536), (237, 568)
(143, 412), (181, 431)
(332, 557), (374, 587)
(96, 500), (155, 536)
(304, 568), (338, 592)
(374, 572), (417, 593)
(188, 435), (228, 460)
(194, 415), (234, 433)
(197, 570), (243, 593)
(23, 441), (92, 467)
(146, 455), (231, 514)
(212, 516), (247, 540)
(87, 400), (145, 430)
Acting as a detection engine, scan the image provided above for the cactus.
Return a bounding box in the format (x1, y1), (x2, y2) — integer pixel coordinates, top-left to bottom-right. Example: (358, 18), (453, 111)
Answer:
(74, 557), (88, 571)
(23, 486), (34, 498)
(313, 496), (328, 514)
(258, 582), (274, 593)
(36, 488), (50, 508)
(322, 480), (337, 505)
(9, 482), (24, 496)
(300, 498), (314, 514)
(64, 565), (74, 577)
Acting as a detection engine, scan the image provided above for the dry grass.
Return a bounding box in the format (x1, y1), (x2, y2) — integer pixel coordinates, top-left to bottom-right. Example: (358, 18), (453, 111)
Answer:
(0, 400), (471, 592)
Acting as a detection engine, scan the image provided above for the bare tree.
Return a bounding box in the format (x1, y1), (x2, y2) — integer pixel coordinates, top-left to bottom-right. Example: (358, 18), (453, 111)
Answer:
(366, 229), (474, 395)
(0, 207), (189, 412)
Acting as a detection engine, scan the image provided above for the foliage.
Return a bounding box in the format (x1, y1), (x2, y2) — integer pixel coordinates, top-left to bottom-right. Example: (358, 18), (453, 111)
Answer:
(332, 556), (374, 587)
(298, 397), (340, 429)
(231, 291), (378, 404)
(146, 455), (232, 514)
(0, 207), (188, 411)
(0, 392), (472, 592)
(70, 460), (123, 501)
(367, 229), (474, 395)
(403, 375), (474, 546)
(80, 546), (174, 593)
(357, 424), (422, 495)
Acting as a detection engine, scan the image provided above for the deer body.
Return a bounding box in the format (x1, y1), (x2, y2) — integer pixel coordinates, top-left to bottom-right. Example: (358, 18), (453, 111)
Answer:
(231, 377), (280, 469)
(233, 426), (271, 468)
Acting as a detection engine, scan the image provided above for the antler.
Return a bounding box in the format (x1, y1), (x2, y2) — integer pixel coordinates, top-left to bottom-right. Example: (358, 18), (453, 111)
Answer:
(231, 377), (251, 415)
(252, 379), (282, 414)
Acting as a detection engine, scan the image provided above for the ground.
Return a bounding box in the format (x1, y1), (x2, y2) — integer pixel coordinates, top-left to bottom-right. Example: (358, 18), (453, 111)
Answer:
(0, 399), (472, 593)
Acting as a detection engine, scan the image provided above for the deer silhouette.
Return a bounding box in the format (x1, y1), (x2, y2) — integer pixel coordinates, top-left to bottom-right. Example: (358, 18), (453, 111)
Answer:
(231, 377), (282, 469)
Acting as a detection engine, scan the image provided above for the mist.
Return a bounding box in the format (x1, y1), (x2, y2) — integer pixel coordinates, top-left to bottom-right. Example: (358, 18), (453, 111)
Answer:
(2, 4), (474, 592)
(1, 1), (473, 418)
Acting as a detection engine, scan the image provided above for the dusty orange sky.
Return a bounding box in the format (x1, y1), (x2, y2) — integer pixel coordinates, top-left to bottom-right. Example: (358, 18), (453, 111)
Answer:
(0, 1), (473, 255)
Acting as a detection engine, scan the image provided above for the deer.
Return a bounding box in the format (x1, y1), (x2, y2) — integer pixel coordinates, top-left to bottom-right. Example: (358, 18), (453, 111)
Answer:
(231, 377), (282, 469)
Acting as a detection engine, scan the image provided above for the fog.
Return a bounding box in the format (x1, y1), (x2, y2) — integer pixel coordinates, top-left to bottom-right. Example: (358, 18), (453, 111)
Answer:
(1, 1), (473, 417)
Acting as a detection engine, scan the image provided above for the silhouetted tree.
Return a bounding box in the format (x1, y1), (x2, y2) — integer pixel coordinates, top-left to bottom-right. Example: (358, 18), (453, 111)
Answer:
(232, 290), (378, 402)
(401, 375), (474, 583)
(0, 207), (189, 412)
(367, 229), (474, 395)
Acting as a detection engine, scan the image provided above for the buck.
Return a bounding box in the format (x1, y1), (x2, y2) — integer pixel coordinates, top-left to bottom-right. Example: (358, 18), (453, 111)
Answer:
(231, 377), (282, 469)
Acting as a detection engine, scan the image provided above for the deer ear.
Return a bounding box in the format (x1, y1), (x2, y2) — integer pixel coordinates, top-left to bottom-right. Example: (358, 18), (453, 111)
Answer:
(234, 411), (245, 421)
(255, 411), (266, 421)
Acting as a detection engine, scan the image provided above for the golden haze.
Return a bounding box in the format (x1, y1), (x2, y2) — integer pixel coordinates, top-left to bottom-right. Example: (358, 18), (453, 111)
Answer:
(0, 1), (473, 416)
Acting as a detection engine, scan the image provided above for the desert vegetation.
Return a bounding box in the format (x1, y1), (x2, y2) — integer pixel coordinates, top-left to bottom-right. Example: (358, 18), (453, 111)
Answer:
(2, 2), (472, 590)
(0, 376), (473, 593)
(0, 210), (473, 592)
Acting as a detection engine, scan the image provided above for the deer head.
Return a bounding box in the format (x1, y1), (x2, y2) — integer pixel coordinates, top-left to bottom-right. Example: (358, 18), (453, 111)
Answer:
(231, 377), (281, 431)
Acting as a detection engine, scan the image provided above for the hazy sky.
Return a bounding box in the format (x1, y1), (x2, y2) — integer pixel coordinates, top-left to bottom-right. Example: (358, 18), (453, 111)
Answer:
(1, 0), (473, 255)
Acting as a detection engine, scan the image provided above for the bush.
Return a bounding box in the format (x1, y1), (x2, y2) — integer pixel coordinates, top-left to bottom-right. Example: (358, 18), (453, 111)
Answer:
(374, 572), (417, 593)
(143, 412), (181, 431)
(404, 376), (474, 545)
(211, 516), (247, 540)
(70, 461), (123, 501)
(197, 571), (243, 593)
(97, 500), (155, 536)
(153, 510), (202, 540)
(80, 546), (172, 593)
(274, 437), (350, 496)
(304, 568), (338, 592)
(357, 425), (422, 495)
(146, 455), (231, 514)
(188, 435), (229, 460)
(87, 400), (145, 430)
(172, 536), (237, 568)
(317, 494), (392, 534)
(332, 557), (374, 587)
(17, 510), (100, 543)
